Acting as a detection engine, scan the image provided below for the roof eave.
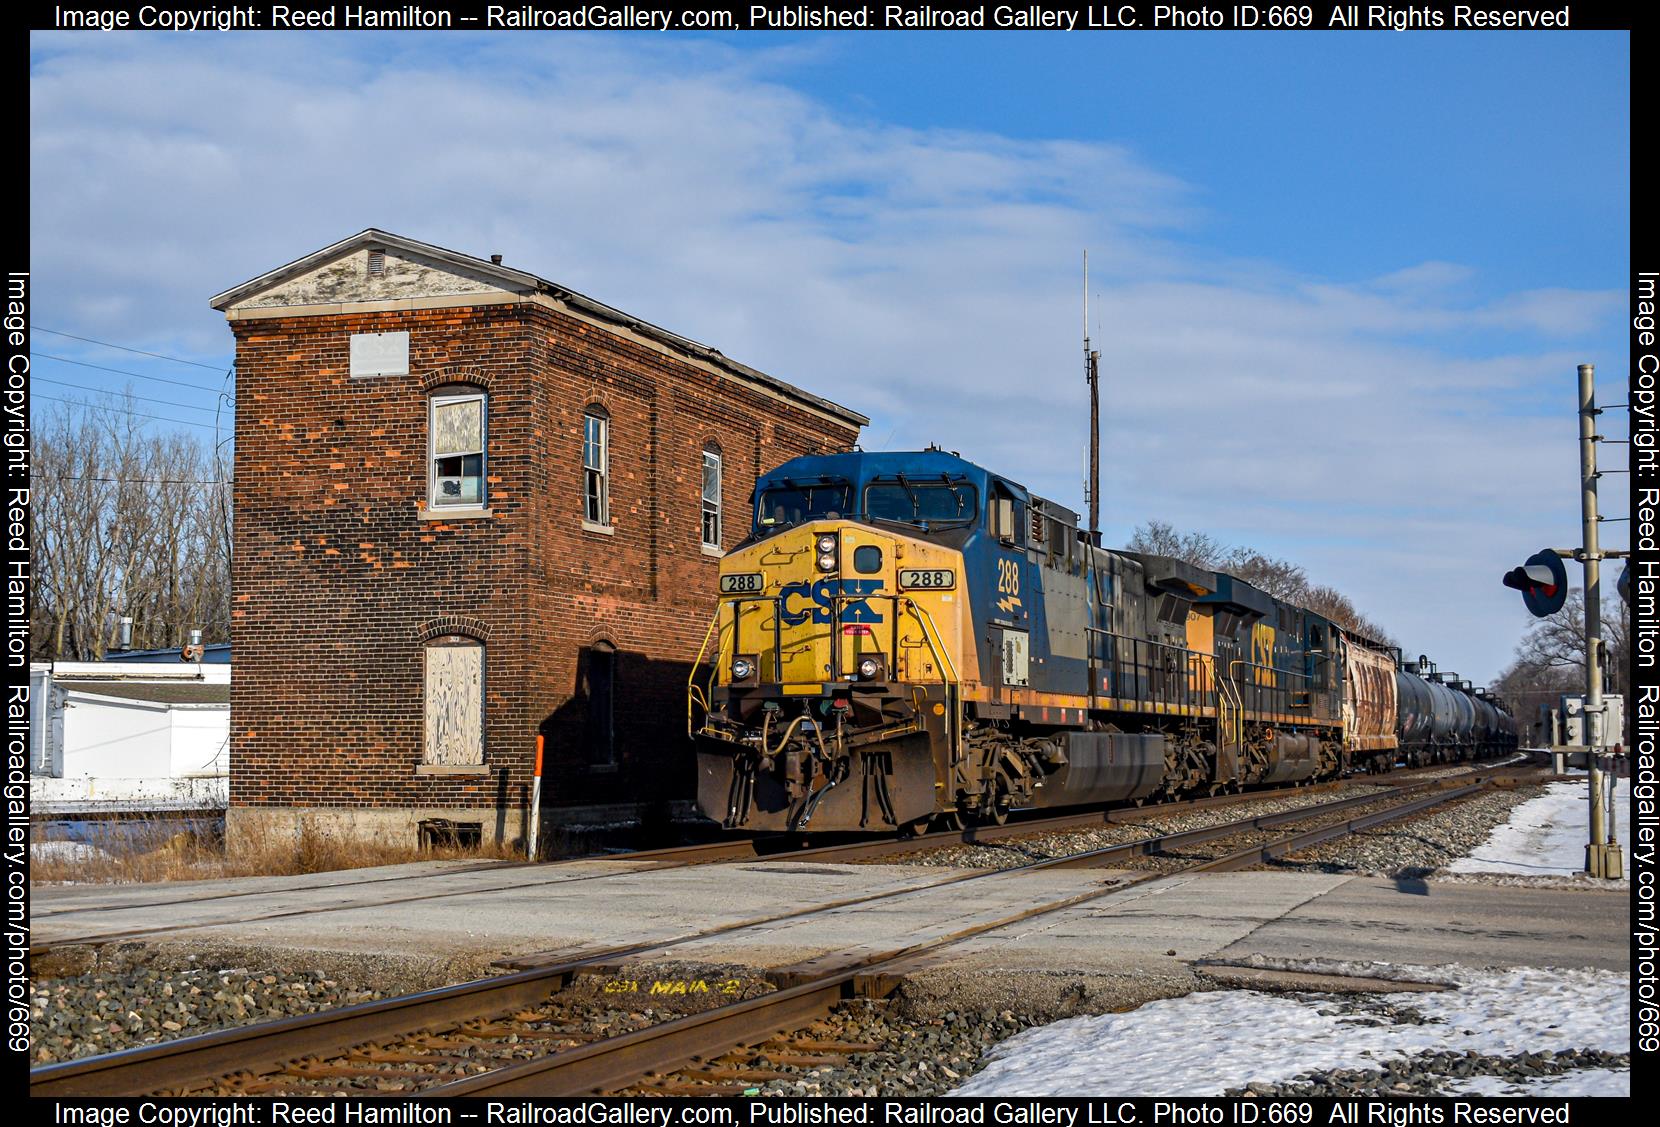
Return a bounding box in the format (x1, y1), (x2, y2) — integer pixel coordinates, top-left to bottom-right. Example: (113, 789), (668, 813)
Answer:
(208, 228), (541, 311)
(210, 229), (870, 430)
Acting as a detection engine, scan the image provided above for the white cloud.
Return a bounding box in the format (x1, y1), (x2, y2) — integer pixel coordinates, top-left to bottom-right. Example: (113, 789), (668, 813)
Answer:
(28, 33), (1624, 681)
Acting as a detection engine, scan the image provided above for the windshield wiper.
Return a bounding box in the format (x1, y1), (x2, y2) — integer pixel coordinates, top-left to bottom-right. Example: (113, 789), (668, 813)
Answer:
(893, 473), (921, 519)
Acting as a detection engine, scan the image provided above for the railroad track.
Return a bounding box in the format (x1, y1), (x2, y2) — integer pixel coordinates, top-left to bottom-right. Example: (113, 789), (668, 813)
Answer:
(33, 776), (1387, 954)
(35, 760), (1538, 957)
(31, 769), (1526, 1098)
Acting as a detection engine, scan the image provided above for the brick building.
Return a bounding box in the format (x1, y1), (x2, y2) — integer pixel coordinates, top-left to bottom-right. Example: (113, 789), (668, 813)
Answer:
(211, 230), (866, 848)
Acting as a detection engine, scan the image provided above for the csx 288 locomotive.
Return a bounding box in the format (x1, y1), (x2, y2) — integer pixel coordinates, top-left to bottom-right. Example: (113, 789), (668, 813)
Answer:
(689, 449), (1513, 833)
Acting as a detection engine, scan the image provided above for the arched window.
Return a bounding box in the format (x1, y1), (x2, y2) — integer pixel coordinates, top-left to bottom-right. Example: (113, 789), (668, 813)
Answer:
(701, 446), (722, 550)
(429, 386), (486, 509)
(424, 635), (484, 767)
(583, 408), (610, 527)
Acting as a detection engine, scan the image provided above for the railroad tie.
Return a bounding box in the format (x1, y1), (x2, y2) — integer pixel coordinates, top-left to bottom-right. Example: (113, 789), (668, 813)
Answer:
(630, 1082), (758, 1097)
(761, 1039), (882, 1054)
(680, 1067), (793, 1083)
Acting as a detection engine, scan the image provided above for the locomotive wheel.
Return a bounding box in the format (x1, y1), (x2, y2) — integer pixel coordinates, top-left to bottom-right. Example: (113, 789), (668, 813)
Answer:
(967, 778), (1012, 827)
(985, 776), (1012, 826)
(932, 809), (966, 833)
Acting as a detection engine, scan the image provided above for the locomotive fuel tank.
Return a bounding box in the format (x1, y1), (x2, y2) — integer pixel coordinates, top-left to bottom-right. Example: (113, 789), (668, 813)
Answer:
(1258, 732), (1320, 785)
(1023, 731), (1165, 808)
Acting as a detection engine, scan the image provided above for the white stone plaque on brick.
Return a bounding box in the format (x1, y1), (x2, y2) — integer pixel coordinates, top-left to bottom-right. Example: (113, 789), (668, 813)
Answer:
(350, 331), (410, 377)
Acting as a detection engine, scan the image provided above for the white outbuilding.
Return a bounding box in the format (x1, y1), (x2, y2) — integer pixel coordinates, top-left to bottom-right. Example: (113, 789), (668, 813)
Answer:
(29, 662), (231, 812)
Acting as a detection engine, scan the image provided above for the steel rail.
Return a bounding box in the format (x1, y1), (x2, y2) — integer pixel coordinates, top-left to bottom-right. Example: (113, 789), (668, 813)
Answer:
(1027, 778), (1481, 870)
(34, 778), (1374, 952)
(40, 754), (1529, 953)
(1190, 782), (1488, 872)
(28, 860), (998, 1098)
(30, 772), (1518, 1097)
(424, 779), (1498, 1096)
(34, 838), (782, 954)
(768, 779), (1358, 864)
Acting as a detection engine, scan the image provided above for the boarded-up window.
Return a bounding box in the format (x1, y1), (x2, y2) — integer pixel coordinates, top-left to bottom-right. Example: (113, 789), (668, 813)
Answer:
(425, 638), (484, 765)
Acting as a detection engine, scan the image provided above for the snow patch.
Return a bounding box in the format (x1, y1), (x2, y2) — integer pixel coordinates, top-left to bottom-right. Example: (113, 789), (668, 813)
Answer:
(952, 963), (1628, 1097)
(1448, 780), (1631, 880)
(30, 841), (114, 864)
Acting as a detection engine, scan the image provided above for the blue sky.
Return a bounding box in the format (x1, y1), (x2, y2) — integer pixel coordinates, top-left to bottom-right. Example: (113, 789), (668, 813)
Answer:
(29, 30), (1631, 681)
(761, 32), (1629, 294)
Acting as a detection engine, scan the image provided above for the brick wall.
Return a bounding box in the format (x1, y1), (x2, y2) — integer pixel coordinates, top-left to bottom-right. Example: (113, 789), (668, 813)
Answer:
(230, 298), (858, 835)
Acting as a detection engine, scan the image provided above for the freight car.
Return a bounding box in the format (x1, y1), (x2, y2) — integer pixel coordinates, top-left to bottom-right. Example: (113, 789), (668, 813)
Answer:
(689, 449), (1514, 833)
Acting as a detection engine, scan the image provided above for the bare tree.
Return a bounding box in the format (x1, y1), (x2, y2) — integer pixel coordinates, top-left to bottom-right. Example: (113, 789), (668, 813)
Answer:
(1126, 520), (1394, 643)
(31, 395), (230, 661)
(1126, 520), (1225, 569)
(1493, 587), (1631, 745)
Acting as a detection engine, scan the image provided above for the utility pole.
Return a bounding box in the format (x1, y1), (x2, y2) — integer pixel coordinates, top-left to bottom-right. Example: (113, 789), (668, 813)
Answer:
(1576, 364), (1622, 880)
(1083, 251), (1101, 539)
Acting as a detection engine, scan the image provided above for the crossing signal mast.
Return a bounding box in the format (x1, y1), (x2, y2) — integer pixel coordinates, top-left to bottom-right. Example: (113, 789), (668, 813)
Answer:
(1499, 364), (1629, 879)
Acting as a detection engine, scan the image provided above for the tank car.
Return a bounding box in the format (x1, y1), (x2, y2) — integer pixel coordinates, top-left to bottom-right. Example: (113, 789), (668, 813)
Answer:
(1393, 656), (1517, 764)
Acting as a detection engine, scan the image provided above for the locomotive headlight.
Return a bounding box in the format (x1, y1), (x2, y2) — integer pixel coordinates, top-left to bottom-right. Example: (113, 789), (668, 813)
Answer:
(857, 657), (880, 680)
(730, 657), (755, 681)
(815, 533), (839, 572)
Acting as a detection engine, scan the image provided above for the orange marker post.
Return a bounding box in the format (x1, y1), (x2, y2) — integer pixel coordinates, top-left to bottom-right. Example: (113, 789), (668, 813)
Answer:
(527, 734), (545, 861)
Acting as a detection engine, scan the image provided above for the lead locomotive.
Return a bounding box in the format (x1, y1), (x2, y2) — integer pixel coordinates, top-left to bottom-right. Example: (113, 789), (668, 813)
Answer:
(690, 449), (1514, 833)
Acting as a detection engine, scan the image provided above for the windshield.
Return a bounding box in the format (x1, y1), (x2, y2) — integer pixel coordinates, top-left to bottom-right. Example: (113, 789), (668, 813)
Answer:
(863, 479), (978, 528)
(757, 481), (853, 532)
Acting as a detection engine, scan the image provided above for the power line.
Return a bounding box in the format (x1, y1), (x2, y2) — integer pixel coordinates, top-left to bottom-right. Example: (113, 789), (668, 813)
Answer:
(35, 377), (221, 414)
(34, 327), (228, 371)
(42, 475), (231, 486)
(34, 352), (231, 393)
(33, 393), (222, 432)
(42, 478), (232, 487)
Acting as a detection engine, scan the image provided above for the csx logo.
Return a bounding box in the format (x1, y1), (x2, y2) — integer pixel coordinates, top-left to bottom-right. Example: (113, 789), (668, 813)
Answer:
(779, 579), (885, 626)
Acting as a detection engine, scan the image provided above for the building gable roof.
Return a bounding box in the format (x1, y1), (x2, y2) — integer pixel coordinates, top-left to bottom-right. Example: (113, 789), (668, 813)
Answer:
(210, 229), (869, 428)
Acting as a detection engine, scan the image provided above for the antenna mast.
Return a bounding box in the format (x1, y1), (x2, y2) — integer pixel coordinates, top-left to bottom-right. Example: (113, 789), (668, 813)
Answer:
(1084, 251), (1101, 539)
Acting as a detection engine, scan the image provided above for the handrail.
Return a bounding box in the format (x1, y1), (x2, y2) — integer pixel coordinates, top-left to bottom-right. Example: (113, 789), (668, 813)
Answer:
(901, 598), (960, 686)
(686, 608), (724, 738)
(903, 597), (962, 763)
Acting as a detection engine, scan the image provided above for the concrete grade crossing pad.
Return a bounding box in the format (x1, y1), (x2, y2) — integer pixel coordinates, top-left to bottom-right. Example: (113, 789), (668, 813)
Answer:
(34, 859), (1628, 990)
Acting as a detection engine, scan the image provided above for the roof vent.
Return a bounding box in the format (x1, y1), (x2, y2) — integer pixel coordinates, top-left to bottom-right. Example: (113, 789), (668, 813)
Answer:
(367, 248), (386, 276)
(490, 254), (503, 265)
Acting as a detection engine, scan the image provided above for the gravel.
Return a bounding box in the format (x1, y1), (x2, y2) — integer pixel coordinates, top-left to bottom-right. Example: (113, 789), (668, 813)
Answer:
(1224, 1048), (1630, 1097)
(29, 759), (1573, 1095)
(1217, 991), (1628, 1096)
(32, 961), (398, 1067)
(1270, 786), (1547, 878)
(864, 785), (1395, 870)
(629, 997), (1044, 1097)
